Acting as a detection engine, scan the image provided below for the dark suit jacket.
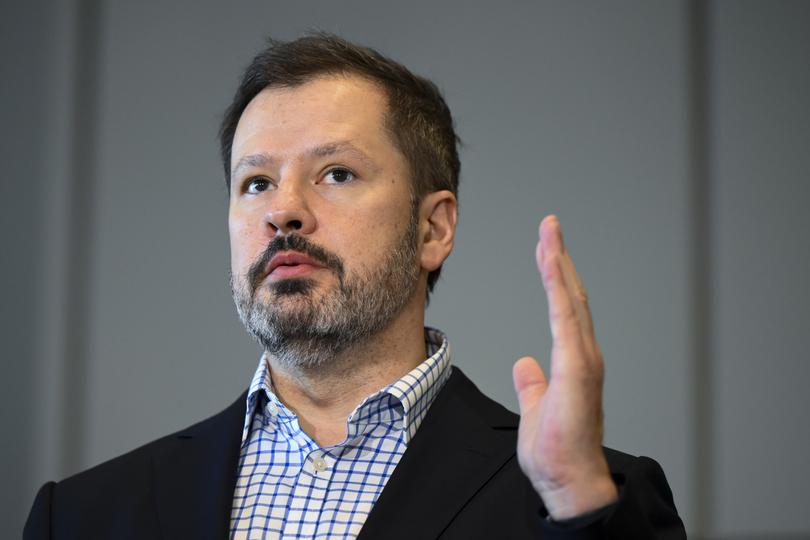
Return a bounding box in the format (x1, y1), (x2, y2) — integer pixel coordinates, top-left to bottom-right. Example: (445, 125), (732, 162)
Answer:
(25, 368), (685, 539)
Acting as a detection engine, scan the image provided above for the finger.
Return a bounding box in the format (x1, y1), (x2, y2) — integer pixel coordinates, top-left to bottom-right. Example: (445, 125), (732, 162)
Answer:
(538, 217), (587, 377)
(559, 250), (599, 358)
(547, 218), (587, 331)
(512, 356), (548, 414)
(542, 216), (600, 361)
(538, 215), (563, 263)
(542, 217), (587, 334)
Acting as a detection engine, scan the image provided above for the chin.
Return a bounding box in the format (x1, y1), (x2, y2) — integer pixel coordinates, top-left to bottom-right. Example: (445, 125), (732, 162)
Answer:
(270, 277), (315, 296)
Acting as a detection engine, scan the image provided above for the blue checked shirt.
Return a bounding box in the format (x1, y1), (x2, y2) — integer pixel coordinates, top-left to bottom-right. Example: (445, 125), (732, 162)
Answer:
(229, 327), (452, 539)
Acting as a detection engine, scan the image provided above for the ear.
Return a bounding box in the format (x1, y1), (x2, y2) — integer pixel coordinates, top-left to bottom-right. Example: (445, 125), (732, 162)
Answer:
(418, 190), (458, 272)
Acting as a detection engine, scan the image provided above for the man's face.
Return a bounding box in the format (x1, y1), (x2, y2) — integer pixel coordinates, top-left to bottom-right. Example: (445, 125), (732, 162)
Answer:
(228, 75), (422, 367)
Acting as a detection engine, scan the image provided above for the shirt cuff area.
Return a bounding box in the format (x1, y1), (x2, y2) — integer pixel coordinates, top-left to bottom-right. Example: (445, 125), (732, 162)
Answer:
(536, 475), (624, 539)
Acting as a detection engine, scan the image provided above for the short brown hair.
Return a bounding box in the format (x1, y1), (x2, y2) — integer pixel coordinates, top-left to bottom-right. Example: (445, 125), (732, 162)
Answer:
(219, 32), (460, 294)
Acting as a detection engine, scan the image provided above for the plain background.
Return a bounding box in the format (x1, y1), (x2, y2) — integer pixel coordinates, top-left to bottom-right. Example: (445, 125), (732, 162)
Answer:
(2, 1), (808, 538)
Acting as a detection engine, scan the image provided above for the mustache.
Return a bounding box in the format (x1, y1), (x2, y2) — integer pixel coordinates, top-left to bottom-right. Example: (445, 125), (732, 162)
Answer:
(247, 234), (345, 291)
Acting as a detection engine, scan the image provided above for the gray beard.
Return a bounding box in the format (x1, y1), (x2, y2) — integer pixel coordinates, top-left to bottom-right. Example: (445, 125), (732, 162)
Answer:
(231, 211), (421, 371)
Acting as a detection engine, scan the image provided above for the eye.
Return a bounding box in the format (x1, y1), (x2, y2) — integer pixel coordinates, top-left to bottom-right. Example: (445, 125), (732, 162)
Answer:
(323, 168), (356, 185)
(245, 176), (272, 194)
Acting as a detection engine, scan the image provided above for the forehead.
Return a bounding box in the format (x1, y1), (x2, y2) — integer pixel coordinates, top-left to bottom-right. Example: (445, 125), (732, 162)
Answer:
(231, 75), (395, 165)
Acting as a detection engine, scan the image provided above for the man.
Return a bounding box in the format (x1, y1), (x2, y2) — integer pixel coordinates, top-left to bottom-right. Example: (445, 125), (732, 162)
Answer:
(25, 34), (685, 539)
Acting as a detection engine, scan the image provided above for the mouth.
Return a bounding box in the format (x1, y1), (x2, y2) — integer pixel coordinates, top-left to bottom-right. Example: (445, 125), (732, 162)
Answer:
(265, 251), (326, 280)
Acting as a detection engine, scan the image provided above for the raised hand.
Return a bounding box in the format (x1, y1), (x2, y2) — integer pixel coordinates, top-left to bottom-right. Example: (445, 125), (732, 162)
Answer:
(512, 215), (618, 520)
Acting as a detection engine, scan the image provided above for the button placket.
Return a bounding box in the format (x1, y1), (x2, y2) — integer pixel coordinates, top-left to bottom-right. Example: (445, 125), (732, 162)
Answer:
(305, 450), (334, 477)
(312, 456), (328, 473)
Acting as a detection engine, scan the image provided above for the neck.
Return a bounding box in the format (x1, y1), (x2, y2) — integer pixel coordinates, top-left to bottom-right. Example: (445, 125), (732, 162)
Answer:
(266, 304), (427, 447)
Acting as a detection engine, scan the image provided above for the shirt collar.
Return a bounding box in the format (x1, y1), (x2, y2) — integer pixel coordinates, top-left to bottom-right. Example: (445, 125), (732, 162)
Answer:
(241, 327), (452, 446)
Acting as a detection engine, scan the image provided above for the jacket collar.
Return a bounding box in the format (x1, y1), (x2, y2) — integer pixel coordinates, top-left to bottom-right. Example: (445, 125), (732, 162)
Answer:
(151, 391), (247, 540)
(147, 367), (518, 540)
(357, 367), (519, 540)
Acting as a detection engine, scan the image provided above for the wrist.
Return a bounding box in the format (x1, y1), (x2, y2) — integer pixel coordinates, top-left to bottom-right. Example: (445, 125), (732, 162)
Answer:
(540, 473), (618, 521)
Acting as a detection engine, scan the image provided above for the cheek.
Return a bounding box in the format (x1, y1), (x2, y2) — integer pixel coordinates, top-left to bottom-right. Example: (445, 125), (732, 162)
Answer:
(334, 204), (409, 267)
(228, 214), (261, 272)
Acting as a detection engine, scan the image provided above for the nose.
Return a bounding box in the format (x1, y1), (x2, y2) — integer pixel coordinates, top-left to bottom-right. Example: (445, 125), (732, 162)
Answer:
(264, 178), (316, 236)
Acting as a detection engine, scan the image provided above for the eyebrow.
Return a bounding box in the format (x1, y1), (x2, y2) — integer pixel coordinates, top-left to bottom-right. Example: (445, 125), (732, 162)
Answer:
(231, 153), (274, 178)
(231, 141), (378, 179)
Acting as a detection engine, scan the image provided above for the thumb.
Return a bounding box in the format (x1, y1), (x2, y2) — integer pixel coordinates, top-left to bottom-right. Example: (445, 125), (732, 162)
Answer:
(512, 356), (548, 415)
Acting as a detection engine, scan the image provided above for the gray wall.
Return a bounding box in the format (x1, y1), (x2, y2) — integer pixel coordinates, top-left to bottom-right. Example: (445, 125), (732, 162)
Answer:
(711, 1), (810, 535)
(2, 1), (808, 538)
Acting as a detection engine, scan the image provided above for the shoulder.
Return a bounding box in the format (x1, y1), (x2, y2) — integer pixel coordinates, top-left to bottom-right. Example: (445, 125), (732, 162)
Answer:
(439, 367), (677, 507)
(393, 367), (683, 538)
(58, 391), (246, 491)
(25, 392), (247, 539)
(443, 366), (520, 426)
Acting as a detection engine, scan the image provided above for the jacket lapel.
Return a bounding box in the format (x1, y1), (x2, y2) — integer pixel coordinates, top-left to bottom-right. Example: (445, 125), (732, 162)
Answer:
(151, 392), (247, 540)
(357, 368), (520, 540)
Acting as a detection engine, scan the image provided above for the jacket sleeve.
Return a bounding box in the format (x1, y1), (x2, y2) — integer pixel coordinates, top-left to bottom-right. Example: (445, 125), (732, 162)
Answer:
(537, 455), (686, 539)
(24, 481), (55, 540)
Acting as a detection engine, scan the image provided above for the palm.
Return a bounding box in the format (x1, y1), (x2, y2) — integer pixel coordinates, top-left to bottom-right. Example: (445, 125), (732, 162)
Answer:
(512, 216), (616, 520)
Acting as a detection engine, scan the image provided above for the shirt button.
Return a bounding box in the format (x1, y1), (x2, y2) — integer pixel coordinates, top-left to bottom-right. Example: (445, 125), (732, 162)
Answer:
(267, 402), (278, 416)
(313, 456), (328, 472)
